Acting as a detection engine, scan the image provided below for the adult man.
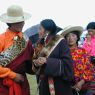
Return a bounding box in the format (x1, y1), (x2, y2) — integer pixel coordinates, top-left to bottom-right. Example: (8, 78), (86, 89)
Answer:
(0, 5), (34, 95)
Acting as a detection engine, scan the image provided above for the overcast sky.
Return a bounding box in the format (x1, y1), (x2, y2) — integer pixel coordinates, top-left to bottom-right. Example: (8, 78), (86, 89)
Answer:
(0, 0), (95, 33)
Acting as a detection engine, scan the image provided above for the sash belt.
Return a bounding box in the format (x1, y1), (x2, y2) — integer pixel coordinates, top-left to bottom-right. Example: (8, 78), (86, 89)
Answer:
(3, 78), (22, 95)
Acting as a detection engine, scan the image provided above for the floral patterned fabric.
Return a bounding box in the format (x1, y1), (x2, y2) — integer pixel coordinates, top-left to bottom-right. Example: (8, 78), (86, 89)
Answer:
(71, 47), (95, 83)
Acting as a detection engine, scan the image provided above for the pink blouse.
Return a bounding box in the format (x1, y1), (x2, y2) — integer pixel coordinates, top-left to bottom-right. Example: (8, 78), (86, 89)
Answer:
(83, 36), (95, 56)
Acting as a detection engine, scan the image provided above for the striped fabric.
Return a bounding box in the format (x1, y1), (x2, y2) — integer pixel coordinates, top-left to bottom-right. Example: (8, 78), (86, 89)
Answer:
(88, 81), (95, 94)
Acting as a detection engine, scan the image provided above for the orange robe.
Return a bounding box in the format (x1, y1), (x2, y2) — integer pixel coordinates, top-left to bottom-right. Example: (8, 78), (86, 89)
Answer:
(0, 29), (23, 79)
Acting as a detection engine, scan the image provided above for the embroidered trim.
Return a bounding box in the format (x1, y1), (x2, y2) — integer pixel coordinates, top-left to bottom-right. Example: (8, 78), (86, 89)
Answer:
(0, 34), (28, 66)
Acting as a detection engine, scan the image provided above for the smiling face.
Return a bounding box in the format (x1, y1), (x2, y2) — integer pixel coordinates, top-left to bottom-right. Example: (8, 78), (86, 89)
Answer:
(9, 21), (25, 32)
(66, 32), (78, 46)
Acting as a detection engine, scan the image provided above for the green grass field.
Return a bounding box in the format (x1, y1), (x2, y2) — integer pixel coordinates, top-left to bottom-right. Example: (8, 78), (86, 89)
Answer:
(27, 74), (37, 95)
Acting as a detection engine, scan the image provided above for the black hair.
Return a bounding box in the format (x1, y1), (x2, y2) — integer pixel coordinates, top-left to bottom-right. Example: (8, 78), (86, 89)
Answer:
(7, 21), (24, 28)
(40, 19), (57, 35)
(87, 22), (95, 30)
(7, 23), (12, 28)
(65, 31), (80, 45)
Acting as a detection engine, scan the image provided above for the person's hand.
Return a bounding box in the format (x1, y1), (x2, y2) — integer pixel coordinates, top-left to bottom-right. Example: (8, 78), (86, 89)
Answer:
(14, 73), (24, 83)
(33, 57), (46, 66)
(33, 59), (40, 67)
(38, 57), (47, 64)
(72, 86), (80, 92)
(87, 36), (91, 41)
(73, 80), (85, 91)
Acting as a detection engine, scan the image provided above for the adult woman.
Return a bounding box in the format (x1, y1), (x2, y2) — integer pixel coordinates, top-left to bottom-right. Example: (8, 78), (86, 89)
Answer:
(0, 5), (34, 95)
(33, 19), (74, 95)
(61, 26), (95, 95)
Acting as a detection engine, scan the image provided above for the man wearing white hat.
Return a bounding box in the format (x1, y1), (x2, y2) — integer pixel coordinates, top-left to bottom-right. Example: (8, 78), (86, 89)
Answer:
(0, 5), (34, 95)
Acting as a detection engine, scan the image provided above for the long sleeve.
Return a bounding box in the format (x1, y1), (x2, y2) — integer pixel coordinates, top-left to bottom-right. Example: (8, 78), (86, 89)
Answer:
(0, 34), (16, 79)
(44, 39), (74, 81)
(0, 65), (16, 79)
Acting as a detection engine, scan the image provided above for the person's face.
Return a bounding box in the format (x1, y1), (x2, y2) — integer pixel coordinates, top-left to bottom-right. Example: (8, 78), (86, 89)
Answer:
(88, 29), (95, 36)
(66, 33), (78, 46)
(10, 21), (24, 32)
(39, 25), (48, 38)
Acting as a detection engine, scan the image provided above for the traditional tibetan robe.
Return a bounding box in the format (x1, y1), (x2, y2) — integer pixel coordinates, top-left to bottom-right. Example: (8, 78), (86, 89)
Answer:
(0, 29), (34, 95)
(34, 35), (74, 95)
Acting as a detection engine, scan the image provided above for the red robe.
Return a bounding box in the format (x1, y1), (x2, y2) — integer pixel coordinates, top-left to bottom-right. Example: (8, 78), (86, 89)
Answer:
(0, 40), (34, 95)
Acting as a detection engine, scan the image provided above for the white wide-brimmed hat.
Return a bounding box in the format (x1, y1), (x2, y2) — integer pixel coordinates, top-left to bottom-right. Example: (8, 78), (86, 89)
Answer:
(0, 5), (31, 23)
(60, 26), (83, 37)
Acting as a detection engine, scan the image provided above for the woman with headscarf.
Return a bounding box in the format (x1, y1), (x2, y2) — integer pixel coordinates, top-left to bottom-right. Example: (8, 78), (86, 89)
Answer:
(0, 5), (34, 95)
(32, 19), (74, 95)
(61, 26), (95, 95)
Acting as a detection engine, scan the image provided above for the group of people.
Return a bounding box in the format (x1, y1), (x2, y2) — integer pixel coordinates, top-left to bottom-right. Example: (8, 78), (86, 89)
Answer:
(0, 5), (95, 95)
